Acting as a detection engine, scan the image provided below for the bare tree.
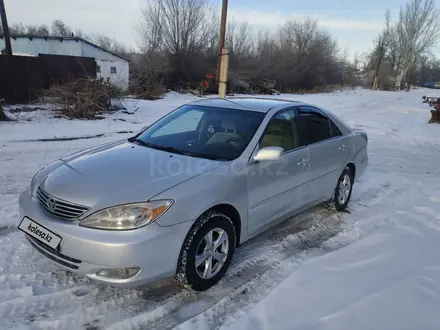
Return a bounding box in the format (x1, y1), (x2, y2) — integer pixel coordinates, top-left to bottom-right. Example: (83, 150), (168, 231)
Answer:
(6, 23), (50, 36)
(385, 0), (440, 88)
(134, 1), (362, 91)
(9, 23), (26, 34)
(51, 20), (72, 37)
(275, 19), (339, 89)
(27, 24), (49, 36)
(226, 22), (253, 57)
(86, 33), (128, 56)
(138, 0), (211, 55)
(137, 0), (215, 84)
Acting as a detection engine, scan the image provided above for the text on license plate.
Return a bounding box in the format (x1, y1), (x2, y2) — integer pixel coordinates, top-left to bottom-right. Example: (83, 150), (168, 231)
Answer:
(18, 217), (62, 250)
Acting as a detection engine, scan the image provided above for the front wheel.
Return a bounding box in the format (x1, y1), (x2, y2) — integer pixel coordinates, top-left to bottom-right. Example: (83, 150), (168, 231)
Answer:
(175, 211), (236, 291)
(333, 167), (354, 211)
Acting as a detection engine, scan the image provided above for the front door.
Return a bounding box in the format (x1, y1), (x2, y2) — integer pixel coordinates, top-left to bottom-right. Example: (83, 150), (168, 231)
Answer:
(247, 109), (311, 236)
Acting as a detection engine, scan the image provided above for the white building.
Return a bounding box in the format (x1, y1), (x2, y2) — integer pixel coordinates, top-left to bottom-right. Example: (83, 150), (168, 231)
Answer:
(0, 35), (129, 90)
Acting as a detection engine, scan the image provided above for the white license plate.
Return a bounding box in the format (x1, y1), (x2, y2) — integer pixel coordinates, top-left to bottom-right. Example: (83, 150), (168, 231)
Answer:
(19, 217), (62, 250)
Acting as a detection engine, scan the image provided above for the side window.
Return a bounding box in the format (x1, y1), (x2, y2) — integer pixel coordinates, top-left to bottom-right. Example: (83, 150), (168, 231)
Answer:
(259, 110), (297, 152)
(329, 119), (342, 137)
(151, 109), (204, 137)
(296, 107), (332, 146)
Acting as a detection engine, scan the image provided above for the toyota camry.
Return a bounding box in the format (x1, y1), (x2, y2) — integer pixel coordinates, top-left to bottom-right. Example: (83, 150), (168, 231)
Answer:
(18, 97), (368, 291)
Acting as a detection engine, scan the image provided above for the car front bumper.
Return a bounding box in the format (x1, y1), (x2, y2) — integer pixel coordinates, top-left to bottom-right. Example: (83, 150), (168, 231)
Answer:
(18, 189), (192, 288)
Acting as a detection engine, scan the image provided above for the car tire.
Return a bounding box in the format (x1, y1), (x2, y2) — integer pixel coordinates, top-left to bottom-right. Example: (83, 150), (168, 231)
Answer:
(175, 211), (236, 291)
(333, 166), (354, 212)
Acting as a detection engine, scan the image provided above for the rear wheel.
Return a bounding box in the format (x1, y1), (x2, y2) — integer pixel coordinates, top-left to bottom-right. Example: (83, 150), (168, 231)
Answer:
(333, 167), (354, 211)
(175, 211), (236, 291)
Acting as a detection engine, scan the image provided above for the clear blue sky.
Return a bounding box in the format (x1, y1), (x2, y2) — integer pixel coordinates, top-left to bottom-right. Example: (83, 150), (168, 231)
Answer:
(5, 0), (440, 59)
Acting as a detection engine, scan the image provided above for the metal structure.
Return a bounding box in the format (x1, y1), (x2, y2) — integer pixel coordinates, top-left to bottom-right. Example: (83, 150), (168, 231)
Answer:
(0, 54), (96, 102)
(422, 95), (440, 123)
(0, 0), (12, 55)
(249, 77), (280, 95)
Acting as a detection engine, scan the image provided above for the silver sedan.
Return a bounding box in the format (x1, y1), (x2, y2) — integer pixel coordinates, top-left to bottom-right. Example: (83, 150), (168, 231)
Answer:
(18, 97), (368, 291)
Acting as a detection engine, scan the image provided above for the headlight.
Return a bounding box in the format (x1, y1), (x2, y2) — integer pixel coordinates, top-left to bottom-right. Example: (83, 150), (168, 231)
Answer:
(80, 200), (173, 230)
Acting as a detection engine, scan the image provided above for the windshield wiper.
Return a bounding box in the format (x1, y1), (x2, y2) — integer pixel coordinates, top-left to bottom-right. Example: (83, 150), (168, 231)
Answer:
(132, 138), (154, 148)
(154, 145), (191, 156)
(132, 139), (229, 161)
(133, 139), (189, 156)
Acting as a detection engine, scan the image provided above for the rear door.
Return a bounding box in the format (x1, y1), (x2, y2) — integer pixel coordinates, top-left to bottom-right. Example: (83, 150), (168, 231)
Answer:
(247, 109), (311, 236)
(295, 106), (350, 202)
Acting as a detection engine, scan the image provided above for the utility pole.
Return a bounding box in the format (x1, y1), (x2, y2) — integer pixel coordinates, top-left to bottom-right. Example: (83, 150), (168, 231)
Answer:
(0, 0), (12, 55)
(216, 0), (228, 87)
(218, 48), (229, 98)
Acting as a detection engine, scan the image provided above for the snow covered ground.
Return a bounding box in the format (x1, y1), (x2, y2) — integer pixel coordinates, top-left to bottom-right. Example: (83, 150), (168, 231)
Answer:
(1, 88), (440, 330)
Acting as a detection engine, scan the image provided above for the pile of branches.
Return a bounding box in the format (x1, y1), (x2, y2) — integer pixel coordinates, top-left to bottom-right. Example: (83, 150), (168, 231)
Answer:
(129, 73), (165, 100)
(43, 77), (123, 119)
(422, 96), (440, 124)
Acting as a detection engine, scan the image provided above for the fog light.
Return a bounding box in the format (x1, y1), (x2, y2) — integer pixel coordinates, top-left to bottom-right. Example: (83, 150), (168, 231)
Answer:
(96, 267), (140, 279)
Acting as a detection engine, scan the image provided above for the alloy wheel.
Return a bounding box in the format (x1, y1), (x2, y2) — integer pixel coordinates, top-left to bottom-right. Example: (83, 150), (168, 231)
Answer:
(195, 228), (229, 280)
(337, 174), (351, 205)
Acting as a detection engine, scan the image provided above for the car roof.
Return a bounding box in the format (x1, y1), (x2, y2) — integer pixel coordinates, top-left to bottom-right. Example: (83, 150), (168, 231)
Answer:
(186, 96), (353, 135)
(188, 97), (302, 113)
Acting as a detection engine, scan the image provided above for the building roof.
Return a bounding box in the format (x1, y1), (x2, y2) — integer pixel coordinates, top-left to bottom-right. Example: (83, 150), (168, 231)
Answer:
(0, 34), (129, 62)
(189, 97), (300, 113)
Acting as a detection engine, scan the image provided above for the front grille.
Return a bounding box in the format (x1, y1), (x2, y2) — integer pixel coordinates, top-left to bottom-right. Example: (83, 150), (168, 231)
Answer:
(26, 235), (82, 270)
(37, 187), (89, 220)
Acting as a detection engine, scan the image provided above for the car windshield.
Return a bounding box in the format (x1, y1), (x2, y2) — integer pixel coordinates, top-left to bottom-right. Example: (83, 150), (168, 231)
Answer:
(134, 105), (265, 161)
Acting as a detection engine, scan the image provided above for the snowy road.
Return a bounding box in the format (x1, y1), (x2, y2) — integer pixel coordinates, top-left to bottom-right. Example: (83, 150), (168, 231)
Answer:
(1, 88), (440, 329)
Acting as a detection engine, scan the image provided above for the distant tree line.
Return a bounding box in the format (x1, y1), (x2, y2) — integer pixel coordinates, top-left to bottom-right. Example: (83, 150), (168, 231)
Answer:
(134, 0), (358, 92)
(358, 0), (440, 89)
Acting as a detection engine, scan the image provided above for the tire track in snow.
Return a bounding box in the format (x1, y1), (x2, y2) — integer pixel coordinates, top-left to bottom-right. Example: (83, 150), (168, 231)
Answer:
(101, 208), (344, 330)
(1, 178), (395, 329)
(168, 181), (405, 330)
(0, 233), (89, 296)
(114, 175), (403, 330)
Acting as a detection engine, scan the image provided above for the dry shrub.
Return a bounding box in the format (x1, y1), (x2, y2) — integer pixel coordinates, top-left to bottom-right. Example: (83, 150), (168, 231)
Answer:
(291, 85), (344, 94)
(129, 74), (165, 100)
(43, 77), (123, 119)
(128, 52), (167, 100)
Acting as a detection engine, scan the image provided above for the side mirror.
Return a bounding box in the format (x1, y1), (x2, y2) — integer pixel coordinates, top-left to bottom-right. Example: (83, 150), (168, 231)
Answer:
(253, 146), (284, 162)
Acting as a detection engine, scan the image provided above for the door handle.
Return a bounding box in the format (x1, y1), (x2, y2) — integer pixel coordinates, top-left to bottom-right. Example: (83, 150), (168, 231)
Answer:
(339, 144), (346, 151)
(297, 158), (308, 167)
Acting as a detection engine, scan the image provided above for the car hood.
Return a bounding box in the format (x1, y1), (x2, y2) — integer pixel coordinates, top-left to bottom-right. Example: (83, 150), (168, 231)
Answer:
(40, 141), (224, 212)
